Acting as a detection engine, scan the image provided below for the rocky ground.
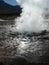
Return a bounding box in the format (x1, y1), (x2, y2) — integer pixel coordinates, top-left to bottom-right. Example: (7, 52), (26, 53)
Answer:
(0, 28), (49, 64)
(0, 19), (49, 65)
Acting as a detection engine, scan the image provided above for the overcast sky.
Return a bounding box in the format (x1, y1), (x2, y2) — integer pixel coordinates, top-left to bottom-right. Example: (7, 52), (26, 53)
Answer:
(3, 0), (19, 6)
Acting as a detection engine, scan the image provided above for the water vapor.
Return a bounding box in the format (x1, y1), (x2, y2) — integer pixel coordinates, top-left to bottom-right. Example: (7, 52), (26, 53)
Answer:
(14, 0), (49, 33)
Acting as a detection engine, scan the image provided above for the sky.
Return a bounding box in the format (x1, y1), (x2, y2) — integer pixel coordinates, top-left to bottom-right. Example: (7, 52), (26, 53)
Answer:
(3, 0), (19, 6)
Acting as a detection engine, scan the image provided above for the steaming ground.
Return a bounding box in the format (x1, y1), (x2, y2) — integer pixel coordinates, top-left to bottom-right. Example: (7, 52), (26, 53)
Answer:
(0, 0), (49, 64)
(0, 26), (49, 63)
(0, 17), (49, 63)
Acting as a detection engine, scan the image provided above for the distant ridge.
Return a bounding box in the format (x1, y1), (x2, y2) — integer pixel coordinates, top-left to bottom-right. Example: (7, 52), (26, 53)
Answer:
(0, 0), (21, 14)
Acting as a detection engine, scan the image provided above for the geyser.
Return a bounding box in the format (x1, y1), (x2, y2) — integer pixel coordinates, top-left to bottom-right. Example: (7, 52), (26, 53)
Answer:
(14, 0), (49, 33)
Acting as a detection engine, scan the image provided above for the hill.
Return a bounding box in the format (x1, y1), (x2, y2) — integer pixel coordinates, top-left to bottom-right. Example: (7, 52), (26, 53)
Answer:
(0, 0), (21, 15)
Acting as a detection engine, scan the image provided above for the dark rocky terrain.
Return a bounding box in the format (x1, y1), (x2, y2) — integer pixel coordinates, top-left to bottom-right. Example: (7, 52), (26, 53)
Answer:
(0, 11), (49, 65)
(0, 0), (21, 15)
(0, 24), (49, 65)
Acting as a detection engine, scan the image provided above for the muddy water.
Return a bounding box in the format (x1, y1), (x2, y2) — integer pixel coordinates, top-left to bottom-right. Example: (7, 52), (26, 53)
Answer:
(0, 19), (49, 63)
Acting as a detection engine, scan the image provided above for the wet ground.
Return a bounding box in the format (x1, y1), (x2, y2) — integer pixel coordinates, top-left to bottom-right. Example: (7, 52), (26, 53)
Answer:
(0, 16), (49, 64)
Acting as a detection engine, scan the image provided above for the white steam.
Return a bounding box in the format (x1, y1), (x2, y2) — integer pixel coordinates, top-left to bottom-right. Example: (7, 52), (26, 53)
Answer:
(14, 0), (49, 33)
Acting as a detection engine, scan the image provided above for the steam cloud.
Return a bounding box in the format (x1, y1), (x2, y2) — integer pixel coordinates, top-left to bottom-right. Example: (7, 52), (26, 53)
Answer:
(14, 0), (49, 33)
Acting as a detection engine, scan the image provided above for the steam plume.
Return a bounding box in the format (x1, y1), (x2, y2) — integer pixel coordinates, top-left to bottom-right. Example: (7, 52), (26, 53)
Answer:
(14, 0), (49, 33)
